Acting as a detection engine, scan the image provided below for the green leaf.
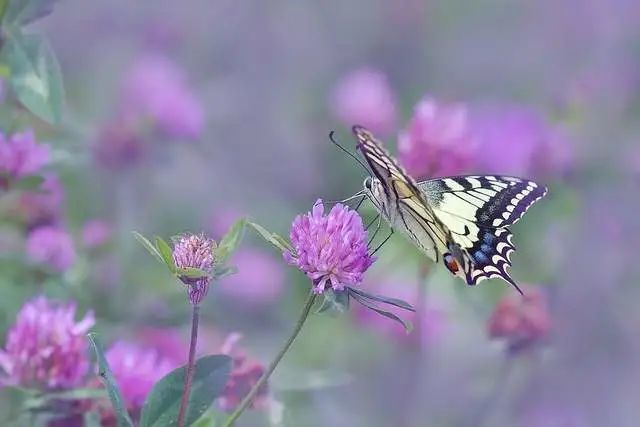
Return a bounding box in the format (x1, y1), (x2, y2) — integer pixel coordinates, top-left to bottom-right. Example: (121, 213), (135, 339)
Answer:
(176, 267), (208, 279)
(11, 174), (44, 191)
(2, 30), (64, 124)
(3, 0), (60, 26)
(139, 355), (232, 427)
(248, 222), (292, 253)
(87, 333), (135, 427)
(212, 265), (237, 280)
(215, 218), (246, 264)
(133, 232), (164, 265)
(155, 236), (176, 273)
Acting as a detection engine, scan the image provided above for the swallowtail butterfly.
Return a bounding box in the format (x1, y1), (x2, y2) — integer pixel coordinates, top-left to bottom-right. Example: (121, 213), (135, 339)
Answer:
(353, 125), (547, 294)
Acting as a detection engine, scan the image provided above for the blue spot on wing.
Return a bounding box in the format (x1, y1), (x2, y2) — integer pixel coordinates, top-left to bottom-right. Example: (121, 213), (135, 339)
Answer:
(474, 251), (489, 263)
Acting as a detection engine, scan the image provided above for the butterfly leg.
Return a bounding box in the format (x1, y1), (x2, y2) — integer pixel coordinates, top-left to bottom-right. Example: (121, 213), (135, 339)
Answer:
(352, 195), (366, 212)
(365, 214), (381, 231)
(367, 215), (383, 246)
(371, 228), (394, 255)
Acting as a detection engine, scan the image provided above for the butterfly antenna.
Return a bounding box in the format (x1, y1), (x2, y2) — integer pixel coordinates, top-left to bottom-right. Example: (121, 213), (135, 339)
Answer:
(324, 191), (365, 206)
(329, 131), (371, 175)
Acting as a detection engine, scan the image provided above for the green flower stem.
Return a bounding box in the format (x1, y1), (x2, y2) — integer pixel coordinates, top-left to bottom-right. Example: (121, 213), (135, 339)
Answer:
(222, 291), (316, 427)
(177, 304), (200, 427)
(0, 0), (8, 23)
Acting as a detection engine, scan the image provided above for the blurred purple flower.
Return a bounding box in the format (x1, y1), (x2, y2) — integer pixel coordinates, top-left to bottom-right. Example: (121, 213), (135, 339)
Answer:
(398, 97), (476, 179)
(121, 54), (204, 140)
(172, 233), (215, 305)
(331, 68), (397, 136)
(284, 199), (374, 294)
(0, 296), (94, 389)
(219, 333), (268, 413)
(488, 287), (551, 352)
(0, 130), (49, 184)
(218, 248), (284, 306)
(354, 280), (445, 346)
(17, 174), (64, 229)
(135, 328), (187, 365)
(471, 106), (574, 177)
(26, 226), (76, 272)
(81, 219), (112, 248)
(105, 341), (174, 411)
(93, 119), (146, 170)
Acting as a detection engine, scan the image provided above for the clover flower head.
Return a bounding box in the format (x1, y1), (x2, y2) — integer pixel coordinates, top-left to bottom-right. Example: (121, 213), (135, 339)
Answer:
(398, 97), (476, 179)
(218, 333), (268, 412)
(488, 287), (551, 352)
(284, 200), (374, 294)
(172, 233), (215, 305)
(0, 130), (50, 182)
(26, 226), (76, 272)
(0, 296), (94, 390)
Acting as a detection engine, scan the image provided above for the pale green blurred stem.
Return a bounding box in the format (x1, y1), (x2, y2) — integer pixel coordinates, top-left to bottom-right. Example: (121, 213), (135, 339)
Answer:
(222, 291), (316, 427)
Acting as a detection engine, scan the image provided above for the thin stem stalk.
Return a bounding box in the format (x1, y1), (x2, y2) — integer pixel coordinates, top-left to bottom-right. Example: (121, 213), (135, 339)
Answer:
(222, 291), (316, 427)
(177, 304), (200, 427)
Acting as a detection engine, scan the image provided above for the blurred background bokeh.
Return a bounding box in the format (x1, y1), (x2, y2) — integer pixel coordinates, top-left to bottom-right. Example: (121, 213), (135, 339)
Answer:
(1, 0), (639, 426)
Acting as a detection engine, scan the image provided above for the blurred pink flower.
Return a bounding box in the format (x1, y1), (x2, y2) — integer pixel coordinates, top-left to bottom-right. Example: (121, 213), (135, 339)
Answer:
(284, 199), (374, 294)
(488, 287), (551, 352)
(26, 226), (76, 272)
(331, 68), (397, 136)
(121, 54), (204, 140)
(0, 130), (49, 183)
(218, 248), (284, 306)
(471, 106), (574, 177)
(0, 296), (94, 389)
(354, 279), (445, 346)
(105, 341), (174, 411)
(398, 97), (477, 179)
(93, 119), (146, 170)
(135, 328), (187, 365)
(81, 219), (112, 248)
(219, 333), (268, 413)
(17, 174), (64, 229)
(172, 233), (215, 305)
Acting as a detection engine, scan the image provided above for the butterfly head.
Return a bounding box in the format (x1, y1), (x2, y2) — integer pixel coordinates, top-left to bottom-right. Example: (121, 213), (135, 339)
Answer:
(363, 176), (389, 218)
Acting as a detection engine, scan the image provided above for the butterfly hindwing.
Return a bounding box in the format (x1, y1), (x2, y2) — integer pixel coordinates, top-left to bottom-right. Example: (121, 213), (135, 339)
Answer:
(418, 175), (547, 290)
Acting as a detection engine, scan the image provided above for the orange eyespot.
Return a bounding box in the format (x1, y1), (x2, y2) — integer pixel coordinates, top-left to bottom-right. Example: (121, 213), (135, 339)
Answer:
(444, 253), (459, 273)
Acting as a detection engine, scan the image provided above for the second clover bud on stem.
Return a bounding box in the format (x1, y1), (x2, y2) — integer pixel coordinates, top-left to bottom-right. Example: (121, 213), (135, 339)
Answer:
(172, 233), (215, 305)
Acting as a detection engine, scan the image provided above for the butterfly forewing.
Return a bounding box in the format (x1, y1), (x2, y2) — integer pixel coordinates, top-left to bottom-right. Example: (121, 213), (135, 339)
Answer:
(353, 126), (451, 261)
(419, 175), (548, 228)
